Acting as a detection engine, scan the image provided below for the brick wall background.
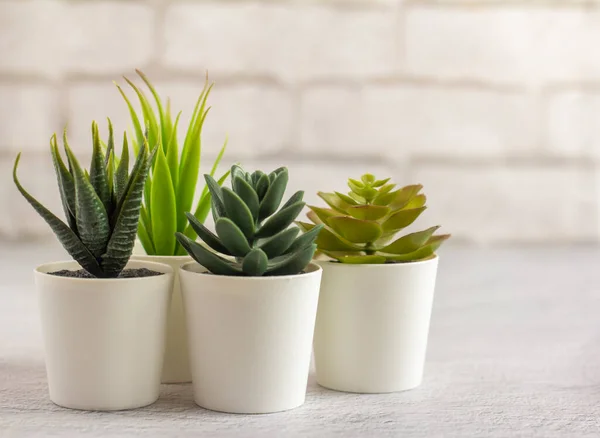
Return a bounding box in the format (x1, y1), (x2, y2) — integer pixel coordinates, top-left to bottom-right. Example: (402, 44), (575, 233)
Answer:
(1, 0), (597, 245)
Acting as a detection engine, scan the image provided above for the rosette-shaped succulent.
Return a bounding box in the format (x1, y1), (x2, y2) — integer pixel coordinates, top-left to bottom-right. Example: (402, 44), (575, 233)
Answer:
(176, 165), (323, 276)
(13, 121), (154, 278)
(297, 174), (450, 264)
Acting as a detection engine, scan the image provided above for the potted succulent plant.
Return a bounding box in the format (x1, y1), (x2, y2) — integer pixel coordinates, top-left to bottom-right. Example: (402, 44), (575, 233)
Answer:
(298, 174), (450, 394)
(13, 121), (173, 411)
(116, 70), (229, 383)
(176, 165), (323, 414)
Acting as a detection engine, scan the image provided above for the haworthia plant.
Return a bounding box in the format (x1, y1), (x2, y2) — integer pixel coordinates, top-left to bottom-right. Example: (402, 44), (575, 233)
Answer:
(176, 165), (323, 276)
(298, 174), (450, 264)
(13, 121), (154, 278)
(116, 70), (229, 256)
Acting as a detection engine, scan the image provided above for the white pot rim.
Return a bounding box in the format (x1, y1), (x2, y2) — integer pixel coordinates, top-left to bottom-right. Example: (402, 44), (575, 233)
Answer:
(316, 255), (438, 269)
(35, 259), (174, 283)
(132, 254), (192, 262)
(180, 261), (322, 281)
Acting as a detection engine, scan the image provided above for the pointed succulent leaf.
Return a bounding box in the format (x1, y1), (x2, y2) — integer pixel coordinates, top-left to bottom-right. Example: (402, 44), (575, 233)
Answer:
(318, 192), (352, 214)
(204, 174), (225, 217)
(215, 217), (251, 257)
(405, 194), (427, 209)
(255, 173), (270, 199)
(257, 227), (299, 258)
(13, 154), (103, 277)
(377, 183), (396, 195)
(328, 216), (383, 244)
(176, 232), (242, 276)
(115, 83), (145, 151)
(372, 178), (390, 188)
(89, 122), (111, 211)
(373, 188), (400, 206)
(233, 176), (260, 220)
(381, 207), (426, 233)
(296, 221), (358, 252)
(150, 146), (177, 255)
(65, 143), (110, 260)
(361, 173), (375, 184)
(334, 254), (387, 264)
(136, 69), (167, 150)
(334, 192), (358, 206)
(124, 77), (160, 153)
(349, 191), (366, 203)
(258, 169), (288, 221)
(281, 190), (304, 210)
(50, 136), (77, 231)
(389, 184), (423, 210)
(307, 206), (336, 225)
(255, 201), (304, 238)
(222, 187), (255, 238)
(346, 205), (390, 221)
(114, 133), (130, 204)
(348, 178), (364, 190)
(231, 164), (246, 182)
(286, 224), (323, 254)
(165, 111), (181, 190)
(184, 212), (231, 255)
(378, 226), (440, 254)
(101, 143), (153, 277)
(242, 248), (269, 276)
(265, 243), (316, 276)
(104, 119), (114, 167)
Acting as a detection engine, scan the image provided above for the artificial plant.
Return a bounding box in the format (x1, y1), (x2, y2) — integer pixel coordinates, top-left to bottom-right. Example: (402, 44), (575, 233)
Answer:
(13, 121), (154, 278)
(116, 70), (229, 256)
(176, 165), (323, 276)
(298, 173), (450, 264)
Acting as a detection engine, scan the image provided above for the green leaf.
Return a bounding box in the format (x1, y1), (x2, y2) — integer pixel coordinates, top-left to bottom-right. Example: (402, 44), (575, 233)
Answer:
(204, 174), (225, 217)
(389, 184), (423, 210)
(124, 77), (160, 153)
(334, 191), (358, 206)
(215, 217), (251, 257)
(257, 227), (299, 258)
(336, 254), (387, 264)
(361, 173), (375, 184)
(136, 69), (167, 151)
(115, 82), (144, 151)
(102, 143), (153, 277)
(258, 168), (288, 221)
(405, 194), (427, 209)
(150, 146), (177, 255)
(327, 216), (382, 244)
(379, 235), (449, 262)
(296, 221), (358, 252)
(49, 135), (77, 232)
(377, 183), (396, 195)
(242, 248), (268, 276)
(286, 224), (323, 254)
(348, 178), (364, 189)
(255, 201), (305, 238)
(65, 142), (110, 260)
(104, 119), (114, 167)
(318, 192), (352, 214)
(114, 133), (130, 204)
(307, 206), (336, 225)
(89, 121), (111, 212)
(13, 154), (103, 277)
(176, 232), (242, 276)
(346, 205), (390, 221)
(372, 178), (390, 188)
(222, 187), (255, 238)
(233, 176), (260, 221)
(255, 173), (270, 199)
(378, 226), (440, 254)
(184, 212), (231, 255)
(165, 111), (181, 191)
(382, 207), (426, 233)
(265, 243), (316, 276)
(281, 190), (304, 210)
(137, 221), (155, 255)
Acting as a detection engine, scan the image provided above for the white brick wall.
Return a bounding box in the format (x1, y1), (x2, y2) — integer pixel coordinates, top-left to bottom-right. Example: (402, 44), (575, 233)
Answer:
(1, 0), (598, 244)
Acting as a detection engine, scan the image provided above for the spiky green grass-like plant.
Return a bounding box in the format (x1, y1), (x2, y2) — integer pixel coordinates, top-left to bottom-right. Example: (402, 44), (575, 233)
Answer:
(298, 173), (450, 264)
(116, 70), (229, 256)
(13, 121), (154, 278)
(176, 165), (323, 276)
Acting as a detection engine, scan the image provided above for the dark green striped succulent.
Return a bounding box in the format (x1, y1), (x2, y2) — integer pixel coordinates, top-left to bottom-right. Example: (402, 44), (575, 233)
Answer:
(13, 121), (154, 278)
(176, 165), (323, 276)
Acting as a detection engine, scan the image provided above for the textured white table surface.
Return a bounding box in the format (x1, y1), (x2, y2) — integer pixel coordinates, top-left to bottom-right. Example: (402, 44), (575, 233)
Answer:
(1, 242), (599, 437)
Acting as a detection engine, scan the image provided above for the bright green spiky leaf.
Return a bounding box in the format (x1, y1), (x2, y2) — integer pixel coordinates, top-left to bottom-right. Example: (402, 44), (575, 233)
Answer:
(150, 146), (177, 255)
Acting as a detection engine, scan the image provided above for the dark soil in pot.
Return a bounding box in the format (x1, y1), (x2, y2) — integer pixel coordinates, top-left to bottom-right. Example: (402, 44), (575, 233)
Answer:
(48, 268), (163, 279)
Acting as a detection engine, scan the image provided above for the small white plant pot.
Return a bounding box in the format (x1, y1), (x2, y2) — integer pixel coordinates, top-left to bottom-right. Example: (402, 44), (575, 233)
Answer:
(132, 254), (193, 383)
(179, 261), (322, 414)
(313, 257), (439, 393)
(35, 260), (173, 411)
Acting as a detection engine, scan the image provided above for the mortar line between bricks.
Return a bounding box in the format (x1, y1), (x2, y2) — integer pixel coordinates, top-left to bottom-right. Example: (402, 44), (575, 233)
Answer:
(165, 0), (394, 11)
(404, 0), (600, 8)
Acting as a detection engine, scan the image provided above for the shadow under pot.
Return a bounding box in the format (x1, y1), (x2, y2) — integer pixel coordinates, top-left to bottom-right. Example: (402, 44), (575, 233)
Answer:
(313, 256), (439, 394)
(35, 260), (173, 411)
(131, 254), (193, 384)
(179, 261), (322, 414)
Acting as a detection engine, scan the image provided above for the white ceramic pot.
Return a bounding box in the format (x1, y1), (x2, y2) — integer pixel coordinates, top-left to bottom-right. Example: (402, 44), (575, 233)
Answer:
(179, 262), (322, 414)
(313, 257), (439, 393)
(35, 260), (173, 411)
(131, 254), (192, 383)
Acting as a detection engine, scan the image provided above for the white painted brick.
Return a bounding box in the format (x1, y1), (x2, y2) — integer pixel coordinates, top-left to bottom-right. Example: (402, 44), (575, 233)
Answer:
(154, 82), (294, 158)
(406, 7), (600, 83)
(300, 85), (537, 159)
(413, 165), (595, 243)
(63, 2), (155, 74)
(0, 153), (63, 240)
(546, 91), (600, 157)
(163, 4), (396, 80)
(0, 85), (61, 152)
(0, 1), (63, 76)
